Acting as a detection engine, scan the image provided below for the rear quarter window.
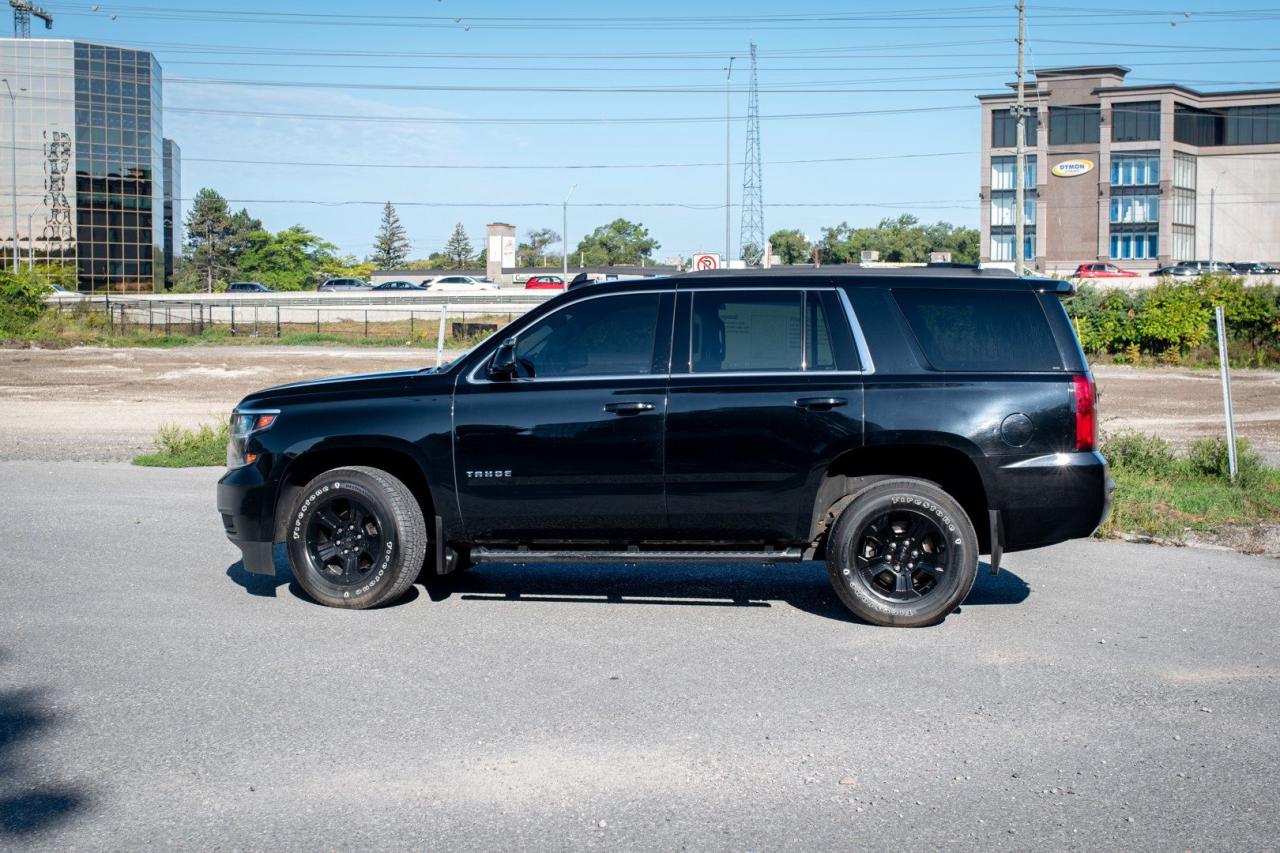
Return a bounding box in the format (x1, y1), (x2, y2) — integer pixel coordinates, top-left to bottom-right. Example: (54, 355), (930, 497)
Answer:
(893, 289), (1062, 372)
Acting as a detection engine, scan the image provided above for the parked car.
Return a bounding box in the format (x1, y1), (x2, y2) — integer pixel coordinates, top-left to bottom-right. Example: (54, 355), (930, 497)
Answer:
(1187, 260), (1233, 273)
(371, 280), (428, 291)
(1073, 263), (1137, 278)
(1230, 262), (1280, 275)
(524, 274), (567, 291)
(1152, 264), (1200, 278)
(218, 267), (1112, 627)
(48, 283), (85, 296)
(227, 281), (273, 293)
(318, 278), (372, 292)
(426, 275), (498, 293)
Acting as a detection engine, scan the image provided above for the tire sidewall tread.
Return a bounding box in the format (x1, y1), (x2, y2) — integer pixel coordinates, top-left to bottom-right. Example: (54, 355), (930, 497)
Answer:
(826, 477), (979, 628)
(286, 466), (427, 610)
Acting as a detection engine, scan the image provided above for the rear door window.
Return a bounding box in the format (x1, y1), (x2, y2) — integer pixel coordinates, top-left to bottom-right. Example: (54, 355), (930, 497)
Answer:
(893, 289), (1062, 371)
(691, 291), (802, 373)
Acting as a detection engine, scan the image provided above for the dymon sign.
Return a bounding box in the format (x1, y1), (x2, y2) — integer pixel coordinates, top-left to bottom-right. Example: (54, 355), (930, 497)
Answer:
(1051, 159), (1095, 178)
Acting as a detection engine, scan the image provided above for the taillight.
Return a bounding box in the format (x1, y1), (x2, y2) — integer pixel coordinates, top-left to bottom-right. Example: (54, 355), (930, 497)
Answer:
(1072, 375), (1097, 452)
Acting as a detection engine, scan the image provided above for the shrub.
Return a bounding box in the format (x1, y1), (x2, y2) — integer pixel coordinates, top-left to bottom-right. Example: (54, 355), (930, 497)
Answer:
(1101, 430), (1177, 476)
(1137, 281), (1213, 355)
(133, 420), (230, 467)
(0, 268), (54, 335)
(1185, 435), (1267, 489)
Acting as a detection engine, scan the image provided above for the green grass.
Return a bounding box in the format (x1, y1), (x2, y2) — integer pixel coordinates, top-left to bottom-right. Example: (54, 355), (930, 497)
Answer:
(1099, 431), (1280, 541)
(133, 420), (230, 468)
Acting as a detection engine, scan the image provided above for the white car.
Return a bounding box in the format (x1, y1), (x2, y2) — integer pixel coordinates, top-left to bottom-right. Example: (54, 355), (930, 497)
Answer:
(426, 275), (498, 293)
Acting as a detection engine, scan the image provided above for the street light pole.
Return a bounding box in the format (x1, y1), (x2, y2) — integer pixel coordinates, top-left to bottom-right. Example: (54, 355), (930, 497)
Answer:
(562, 183), (577, 279)
(725, 56), (736, 264)
(2, 79), (18, 274)
(28, 210), (35, 270)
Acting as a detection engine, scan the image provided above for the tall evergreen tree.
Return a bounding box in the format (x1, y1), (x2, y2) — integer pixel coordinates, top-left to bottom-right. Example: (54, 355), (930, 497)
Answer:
(444, 222), (474, 269)
(182, 188), (234, 292)
(369, 202), (411, 269)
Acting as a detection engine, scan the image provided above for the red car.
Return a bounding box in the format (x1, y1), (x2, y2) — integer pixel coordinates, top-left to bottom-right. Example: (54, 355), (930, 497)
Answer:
(1073, 262), (1138, 278)
(524, 275), (567, 291)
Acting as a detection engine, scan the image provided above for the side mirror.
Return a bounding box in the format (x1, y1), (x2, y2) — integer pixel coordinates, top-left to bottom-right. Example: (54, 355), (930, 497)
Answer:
(488, 337), (518, 379)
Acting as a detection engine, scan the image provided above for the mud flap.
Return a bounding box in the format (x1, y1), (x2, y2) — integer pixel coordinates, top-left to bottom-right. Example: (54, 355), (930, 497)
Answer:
(988, 509), (1004, 576)
(239, 541), (276, 576)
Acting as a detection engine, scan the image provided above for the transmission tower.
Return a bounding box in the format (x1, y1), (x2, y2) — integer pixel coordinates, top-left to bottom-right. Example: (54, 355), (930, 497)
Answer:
(10, 2), (54, 38)
(738, 42), (764, 266)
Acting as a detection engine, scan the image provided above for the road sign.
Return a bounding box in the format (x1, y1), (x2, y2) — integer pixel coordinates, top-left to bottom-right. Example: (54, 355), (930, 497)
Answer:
(693, 253), (720, 271)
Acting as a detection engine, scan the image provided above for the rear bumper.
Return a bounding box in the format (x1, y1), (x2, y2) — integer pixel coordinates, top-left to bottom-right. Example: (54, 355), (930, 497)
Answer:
(217, 463), (278, 575)
(994, 451), (1113, 553)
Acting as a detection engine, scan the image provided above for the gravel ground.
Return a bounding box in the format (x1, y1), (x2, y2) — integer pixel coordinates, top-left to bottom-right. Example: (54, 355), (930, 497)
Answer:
(1, 346), (1277, 463)
(1, 461), (1277, 850)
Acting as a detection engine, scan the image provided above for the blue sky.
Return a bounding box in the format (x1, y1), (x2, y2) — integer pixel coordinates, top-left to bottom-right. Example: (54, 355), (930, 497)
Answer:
(33, 1), (1280, 261)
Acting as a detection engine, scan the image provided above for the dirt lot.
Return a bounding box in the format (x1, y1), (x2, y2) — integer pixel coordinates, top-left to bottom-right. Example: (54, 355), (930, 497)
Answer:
(2, 346), (1278, 463)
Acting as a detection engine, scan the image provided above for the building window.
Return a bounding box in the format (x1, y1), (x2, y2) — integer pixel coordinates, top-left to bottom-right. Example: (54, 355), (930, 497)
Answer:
(1172, 225), (1195, 262)
(1175, 105), (1225, 146)
(1049, 104), (1101, 145)
(992, 107), (1039, 147)
(992, 195), (1036, 226)
(1110, 194), (1159, 224)
(1111, 101), (1160, 142)
(991, 155), (1036, 191)
(1109, 230), (1159, 260)
(1173, 151), (1196, 189)
(1173, 188), (1196, 226)
(1225, 104), (1280, 145)
(1110, 153), (1160, 186)
(990, 231), (1036, 262)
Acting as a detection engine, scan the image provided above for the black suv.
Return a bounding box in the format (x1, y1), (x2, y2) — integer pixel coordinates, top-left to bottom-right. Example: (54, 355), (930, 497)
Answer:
(218, 269), (1112, 627)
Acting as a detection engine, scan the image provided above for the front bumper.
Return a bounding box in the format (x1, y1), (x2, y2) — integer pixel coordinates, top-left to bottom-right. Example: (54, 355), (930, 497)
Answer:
(217, 462), (278, 575)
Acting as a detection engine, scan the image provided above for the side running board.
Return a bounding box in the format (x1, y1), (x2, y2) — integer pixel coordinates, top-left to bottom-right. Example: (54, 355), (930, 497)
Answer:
(471, 547), (805, 564)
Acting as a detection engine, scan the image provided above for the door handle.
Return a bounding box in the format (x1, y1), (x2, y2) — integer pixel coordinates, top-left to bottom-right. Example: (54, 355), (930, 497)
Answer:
(603, 401), (656, 415)
(794, 396), (848, 410)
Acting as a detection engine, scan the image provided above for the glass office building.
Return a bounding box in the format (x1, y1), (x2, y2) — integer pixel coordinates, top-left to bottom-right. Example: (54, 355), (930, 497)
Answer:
(0, 37), (178, 291)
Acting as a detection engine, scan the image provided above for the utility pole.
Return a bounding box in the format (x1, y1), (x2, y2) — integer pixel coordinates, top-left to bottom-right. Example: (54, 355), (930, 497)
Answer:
(1208, 187), (1216, 269)
(562, 183), (576, 279)
(27, 210), (34, 270)
(2, 79), (16, 273)
(1013, 0), (1027, 277)
(725, 55), (735, 264)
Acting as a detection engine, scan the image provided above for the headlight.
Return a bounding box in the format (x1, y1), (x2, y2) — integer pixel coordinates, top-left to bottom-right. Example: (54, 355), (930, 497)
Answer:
(227, 409), (279, 468)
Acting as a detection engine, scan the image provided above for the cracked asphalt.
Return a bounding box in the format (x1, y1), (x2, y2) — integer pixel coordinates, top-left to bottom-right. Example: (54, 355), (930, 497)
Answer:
(2, 461), (1278, 850)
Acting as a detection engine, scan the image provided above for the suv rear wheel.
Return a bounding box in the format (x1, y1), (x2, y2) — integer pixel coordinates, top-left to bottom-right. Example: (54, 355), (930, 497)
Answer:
(286, 466), (427, 609)
(825, 478), (978, 627)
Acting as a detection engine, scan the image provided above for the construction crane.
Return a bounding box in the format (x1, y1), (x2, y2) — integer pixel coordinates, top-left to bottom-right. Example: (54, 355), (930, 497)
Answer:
(10, 1), (54, 38)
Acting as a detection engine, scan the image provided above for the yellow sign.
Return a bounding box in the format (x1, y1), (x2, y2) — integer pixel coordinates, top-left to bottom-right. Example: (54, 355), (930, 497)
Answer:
(1052, 159), (1095, 178)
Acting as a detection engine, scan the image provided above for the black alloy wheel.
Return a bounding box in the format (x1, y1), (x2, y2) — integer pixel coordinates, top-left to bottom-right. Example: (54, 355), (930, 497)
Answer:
(852, 509), (948, 602)
(304, 495), (386, 588)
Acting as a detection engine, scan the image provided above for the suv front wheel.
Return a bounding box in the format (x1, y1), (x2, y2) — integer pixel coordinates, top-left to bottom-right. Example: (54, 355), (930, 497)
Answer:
(286, 466), (427, 609)
(825, 478), (978, 627)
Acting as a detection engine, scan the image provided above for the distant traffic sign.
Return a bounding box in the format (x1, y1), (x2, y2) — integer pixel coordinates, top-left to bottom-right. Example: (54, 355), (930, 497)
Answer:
(693, 253), (720, 271)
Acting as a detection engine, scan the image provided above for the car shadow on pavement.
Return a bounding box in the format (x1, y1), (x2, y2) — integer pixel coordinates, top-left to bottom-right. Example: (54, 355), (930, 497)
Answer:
(0, 659), (89, 838)
(419, 560), (1031, 625)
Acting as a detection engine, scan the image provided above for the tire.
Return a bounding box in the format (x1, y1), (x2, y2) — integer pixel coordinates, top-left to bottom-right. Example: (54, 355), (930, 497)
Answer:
(825, 478), (978, 627)
(286, 466), (428, 609)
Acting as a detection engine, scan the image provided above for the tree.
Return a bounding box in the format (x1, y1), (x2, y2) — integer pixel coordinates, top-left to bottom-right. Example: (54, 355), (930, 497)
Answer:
(236, 225), (340, 290)
(181, 188), (234, 292)
(575, 219), (659, 266)
(767, 228), (812, 265)
(519, 227), (560, 266)
(817, 215), (979, 265)
(369, 202), (411, 269)
(444, 222), (474, 269)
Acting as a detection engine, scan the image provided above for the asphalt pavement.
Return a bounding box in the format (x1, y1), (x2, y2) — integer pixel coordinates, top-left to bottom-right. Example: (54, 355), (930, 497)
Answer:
(2, 461), (1278, 850)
